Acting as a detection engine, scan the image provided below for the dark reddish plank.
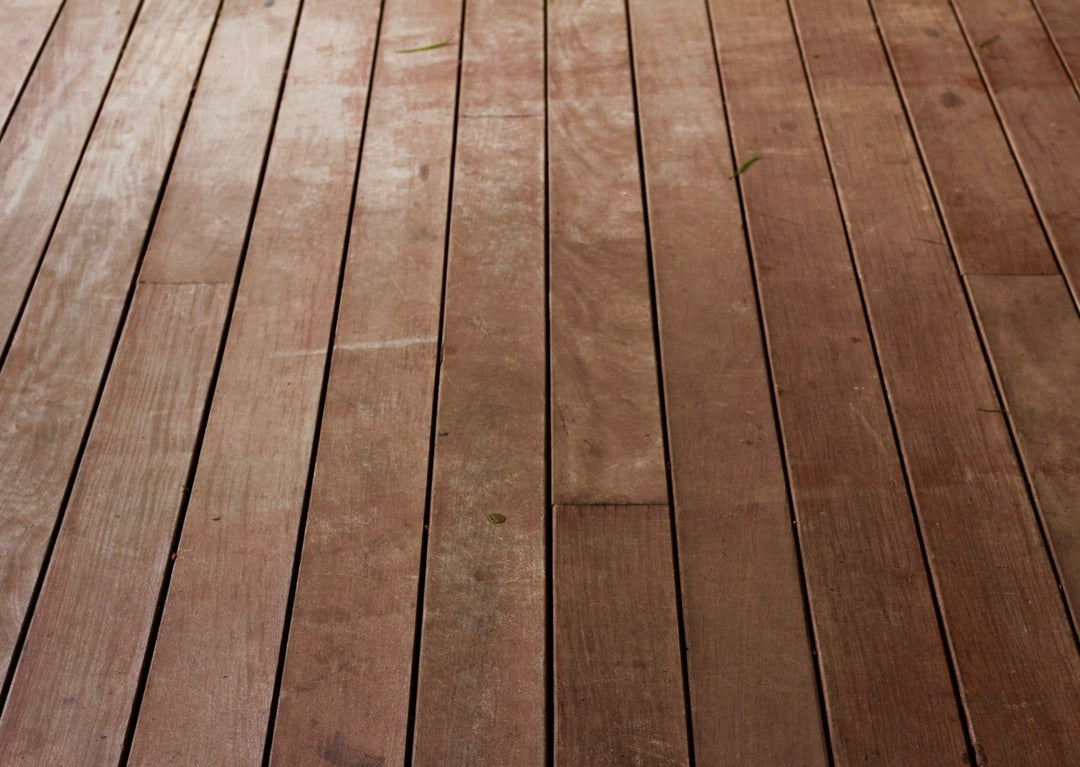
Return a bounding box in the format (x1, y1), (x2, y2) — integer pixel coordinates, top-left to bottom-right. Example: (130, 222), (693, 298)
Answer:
(0, 0), (220, 689)
(0, 0), (63, 124)
(0, 0), (143, 347)
(0, 0), (300, 761)
(868, 0), (1053, 275)
(125, 1), (382, 763)
(547, 0), (665, 505)
(1030, 0), (1080, 88)
(626, 0), (827, 763)
(709, 0), (970, 762)
(554, 504), (689, 766)
(410, 0), (546, 763)
(789, 0), (1080, 760)
(266, 0), (462, 763)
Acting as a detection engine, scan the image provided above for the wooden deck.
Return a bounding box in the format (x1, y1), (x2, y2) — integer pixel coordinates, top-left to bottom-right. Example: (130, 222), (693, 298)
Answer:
(2, 0), (1080, 764)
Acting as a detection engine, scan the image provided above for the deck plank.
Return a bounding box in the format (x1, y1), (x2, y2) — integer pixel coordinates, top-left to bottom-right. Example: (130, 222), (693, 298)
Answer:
(410, 0), (547, 763)
(547, 0), (666, 506)
(0, 0), (143, 349)
(789, 0), (1080, 760)
(708, 0), (971, 762)
(266, 0), (462, 764)
(125, 1), (381, 763)
(1030, 0), (1080, 88)
(626, 0), (827, 763)
(0, 0), (220, 693)
(554, 504), (689, 766)
(0, 0), (63, 125)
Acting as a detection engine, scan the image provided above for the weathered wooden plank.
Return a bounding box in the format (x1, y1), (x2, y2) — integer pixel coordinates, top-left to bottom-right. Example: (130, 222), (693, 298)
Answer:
(626, 0), (827, 763)
(789, 0), (1080, 760)
(949, 0), (1080, 295)
(868, 0), (1054, 275)
(0, 0), (220, 691)
(968, 274), (1080, 620)
(264, 0), (461, 764)
(410, 0), (546, 764)
(0, 0), (143, 348)
(0, 0), (299, 761)
(708, 0), (971, 763)
(1030, 0), (1080, 89)
(554, 504), (689, 766)
(0, 283), (228, 765)
(125, 2), (381, 764)
(547, 0), (666, 505)
(0, 0), (64, 125)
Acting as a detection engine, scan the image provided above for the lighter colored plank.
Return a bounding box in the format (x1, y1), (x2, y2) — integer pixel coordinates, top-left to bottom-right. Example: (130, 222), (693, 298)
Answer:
(126, 2), (381, 763)
(0, 0), (220, 689)
(790, 0), (1080, 760)
(1031, 0), (1080, 89)
(0, 0), (63, 125)
(554, 504), (689, 767)
(0, 283), (228, 765)
(547, 0), (666, 505)
(410, 0), (546, 764)
(264, 0), (462, 763)
(626, 0), (827, 763)
(709, 0), (970, 762)
(0, 0), (143, 348)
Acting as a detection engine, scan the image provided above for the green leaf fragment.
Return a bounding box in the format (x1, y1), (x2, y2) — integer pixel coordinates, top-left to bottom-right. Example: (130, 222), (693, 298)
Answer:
(730, 151), (760, 179)
(978, 34), (1000, 50)
(396, 39), (453, 53)
(487, 513), (507, 525)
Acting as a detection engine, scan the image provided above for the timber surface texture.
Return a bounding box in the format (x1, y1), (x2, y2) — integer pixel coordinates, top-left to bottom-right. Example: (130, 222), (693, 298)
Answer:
(1, 0), (1080, 764)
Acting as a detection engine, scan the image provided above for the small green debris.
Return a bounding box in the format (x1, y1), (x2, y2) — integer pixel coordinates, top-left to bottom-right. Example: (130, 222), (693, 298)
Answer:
(396, 39), (453, 53)
(729, 151), (760, 179)
(978, 34), (1000, 50)
(977, 407), (1007, 414)
(487, 513), (507, 525)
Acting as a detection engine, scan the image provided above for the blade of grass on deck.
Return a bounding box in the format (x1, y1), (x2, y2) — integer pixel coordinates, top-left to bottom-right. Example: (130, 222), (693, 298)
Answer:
(409, 0), (546, 764)
(0, 0), (219, 694)
(266, 0), (463, 764)
(625, 0), (826, 763)
(0, 1), (298, 762)
(708, 0), (970, 763)
(1029, 0), (1080, 89)
(0, 0), (143, 349)
(788, 0), (1080, 760)
(948, 0), (1080, 300)
(548, 0), (687, 763)
(0, 0), (64, 125)
(123, 2), (380, 764)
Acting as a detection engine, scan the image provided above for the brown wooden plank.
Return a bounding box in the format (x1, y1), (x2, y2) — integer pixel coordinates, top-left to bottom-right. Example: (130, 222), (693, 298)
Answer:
(789, 0), (1080, 761)
(0, 0), (63, 125)
(410, 0), (546, 764)
(124, 2), (381, 763)
(554, 504), (689, 766)
(263, 0), (462, 764)
(868, 0), (1054, 275)
(547, 0), (666, 505)
(0, 0), (299, 761)
(625, 0), (827, 763)
(0, 283), (228, 764)
(0, 0), (220, 689)
(948, 0), (1080, 295)
(708, 0), (971, 763)
(968, 275), (1080, 620)
(1031, 0), (1080, 89)
(0, 0), (143, 348)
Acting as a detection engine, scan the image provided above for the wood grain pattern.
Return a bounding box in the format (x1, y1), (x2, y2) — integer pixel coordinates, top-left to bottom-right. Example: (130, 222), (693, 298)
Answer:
(410, 0), (547, 764)
(0, 0), (143, 349)
(868, 0), (1054, 275)
(1030, 0), (1080, 88)
(266, 0), (462, 764)
(0, 0), (63, 125)
(547, 0), (666, 505)
(0, 0), (220, 690)
(789, 0), (1080, 760)
(709, 0), (970, 762)
(626, 0), (827, 763)
(125, 2), (381, 763)
(0, 284), (228, 765)
(554, 504), (689, 767)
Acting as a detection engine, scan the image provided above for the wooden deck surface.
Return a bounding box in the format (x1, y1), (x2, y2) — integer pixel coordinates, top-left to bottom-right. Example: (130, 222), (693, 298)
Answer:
(2, 0), (1080, 764)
